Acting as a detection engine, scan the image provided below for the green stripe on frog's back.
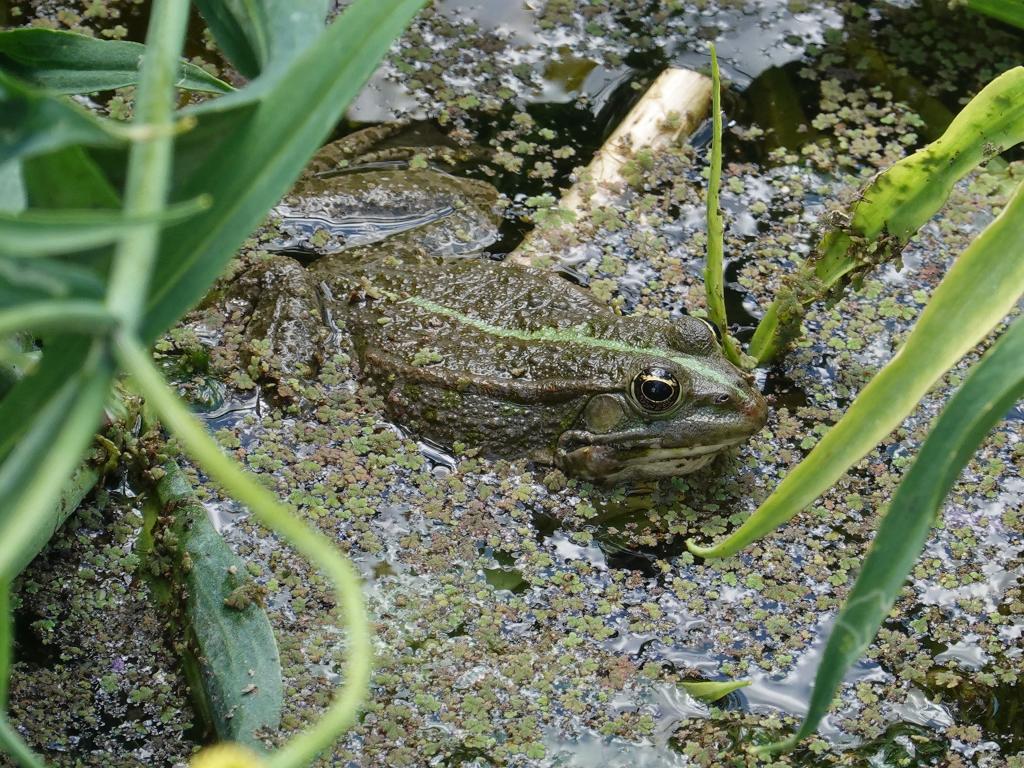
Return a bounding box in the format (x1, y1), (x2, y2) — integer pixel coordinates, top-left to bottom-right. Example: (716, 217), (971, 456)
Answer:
(402, 295), (745, 396)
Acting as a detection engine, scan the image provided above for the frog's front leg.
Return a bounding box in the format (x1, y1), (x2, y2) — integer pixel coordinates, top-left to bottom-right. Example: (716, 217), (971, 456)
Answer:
(223, 254), (339, 389)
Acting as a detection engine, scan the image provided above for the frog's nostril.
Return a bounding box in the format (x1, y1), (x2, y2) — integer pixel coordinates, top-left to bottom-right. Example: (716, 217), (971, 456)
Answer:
(744, 393), (769, 421)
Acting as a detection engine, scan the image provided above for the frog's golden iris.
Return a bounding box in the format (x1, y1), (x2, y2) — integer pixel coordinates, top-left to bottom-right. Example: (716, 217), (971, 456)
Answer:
(631, 368), (683, 413)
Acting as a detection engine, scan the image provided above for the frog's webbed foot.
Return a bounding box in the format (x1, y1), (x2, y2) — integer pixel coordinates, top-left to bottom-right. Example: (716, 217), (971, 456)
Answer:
(222, 254), (329, 392)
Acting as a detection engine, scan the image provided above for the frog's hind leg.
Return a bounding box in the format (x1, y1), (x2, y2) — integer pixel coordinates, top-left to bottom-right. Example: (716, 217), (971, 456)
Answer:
(307, 120), (412, 176)
(308, 240), (439, 280)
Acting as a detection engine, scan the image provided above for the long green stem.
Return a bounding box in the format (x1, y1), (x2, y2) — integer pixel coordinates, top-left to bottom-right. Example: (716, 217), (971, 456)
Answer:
(702, 44), (742, 367)
(0, 302), (116, 337)
(104, 0), (191, 330)
(0, 357), (112, 579)
(0, 578), (9, 709)
(0, 581), (35, 768)
(116, 335), (372, 767)
(0, 718), (45, 768)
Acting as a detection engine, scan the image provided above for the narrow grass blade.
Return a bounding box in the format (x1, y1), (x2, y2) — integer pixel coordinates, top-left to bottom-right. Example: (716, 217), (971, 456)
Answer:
(0, 196), (209, 257)
(0, 300), (115, 335)
(749, 66), (1024, 363)
(963, 0), (1024, 29)
(193, 0), (328, 81)
(0, 29), (232, 94)
(688, 177), (1024, 559)
(702, 44), (742, 367)
(0, 71), (124, 165)
(755, 316), (1024, 756)
(141, 0), (426, 342)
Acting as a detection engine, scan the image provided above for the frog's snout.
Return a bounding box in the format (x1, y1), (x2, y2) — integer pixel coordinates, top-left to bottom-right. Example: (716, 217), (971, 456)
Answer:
(742, 388), (769, 427)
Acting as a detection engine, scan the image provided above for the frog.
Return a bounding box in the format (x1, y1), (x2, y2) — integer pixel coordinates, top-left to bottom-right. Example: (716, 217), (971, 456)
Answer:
(226, 135), (767, 483)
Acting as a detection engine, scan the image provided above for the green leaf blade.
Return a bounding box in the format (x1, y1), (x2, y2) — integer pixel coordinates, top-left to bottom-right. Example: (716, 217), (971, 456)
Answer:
(22, 145), (121, 210)
(756, 315), (1024, 756)
(194, 0), (329, 81)
(155, 462), (283, 747)
(681, 678), (750, 703)
(702, 43), (742, 367)
(0, 346), (112, 579)
(962, 0), (1024, 30)
(140, 0), (427, 343)
(750, 66), (1024, 364)
(689, 176), (1024, 560)
(0, 300), (116, 336)
(0, 29), (233, 94)
(0, 336), (90, 462)
(192, 0), (267, 79)
(0, 196), (209, 257)
(0, 71), (124, 166)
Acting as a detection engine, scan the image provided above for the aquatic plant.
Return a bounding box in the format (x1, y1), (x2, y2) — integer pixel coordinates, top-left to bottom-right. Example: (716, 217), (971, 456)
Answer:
(957, 0), (1024, 30)
(754, 314), (1024, 755)
(747, 66), (1023, 365)
(0, 0), (424, 765)
(1, 1), (1020, 763)
(694, 64), (1024, 752)
(702, 44), (744, 368)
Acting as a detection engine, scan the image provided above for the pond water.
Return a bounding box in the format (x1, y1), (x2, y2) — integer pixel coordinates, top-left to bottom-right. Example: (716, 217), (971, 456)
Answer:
(5, 1), (1023, 767)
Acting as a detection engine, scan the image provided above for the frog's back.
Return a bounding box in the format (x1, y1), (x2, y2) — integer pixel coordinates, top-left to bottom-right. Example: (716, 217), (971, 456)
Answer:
(311, 255), (670, 390)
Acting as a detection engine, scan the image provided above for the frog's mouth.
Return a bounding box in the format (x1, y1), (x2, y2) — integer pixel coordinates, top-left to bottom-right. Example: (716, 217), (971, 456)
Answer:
(554, 433), (748, 483)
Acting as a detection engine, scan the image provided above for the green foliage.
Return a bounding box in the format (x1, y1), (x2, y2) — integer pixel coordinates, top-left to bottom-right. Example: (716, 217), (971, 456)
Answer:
(961, 0), (1024, 29)
(155, 462), (283, 748)
(701, 43), (743, 367)
(0, 28), (232, 94)
(689, 175), (1024, 560)
(193, 0), (329, 81)
(754, 315), (1024, 756)
(0, 0), (425, 765)
(681, 678), (750, 703)
(0, 197), (209, 257)
(0, 71), (124, 165)
(689, 70), (1024, 746)
(143, 0), (427, 342)
(749, 66), (1024, 363)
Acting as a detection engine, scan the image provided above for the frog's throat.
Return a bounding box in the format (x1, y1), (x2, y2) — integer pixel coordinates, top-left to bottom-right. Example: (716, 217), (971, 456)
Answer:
(402, 295), (747, 396)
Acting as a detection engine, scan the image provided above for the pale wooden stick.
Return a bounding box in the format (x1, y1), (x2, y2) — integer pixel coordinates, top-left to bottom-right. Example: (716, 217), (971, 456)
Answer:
(508, 67), (712, 266)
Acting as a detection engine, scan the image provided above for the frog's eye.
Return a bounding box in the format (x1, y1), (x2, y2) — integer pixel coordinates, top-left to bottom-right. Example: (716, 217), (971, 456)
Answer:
(697, 317), (723, 345)
(631, 367), (683, 413)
